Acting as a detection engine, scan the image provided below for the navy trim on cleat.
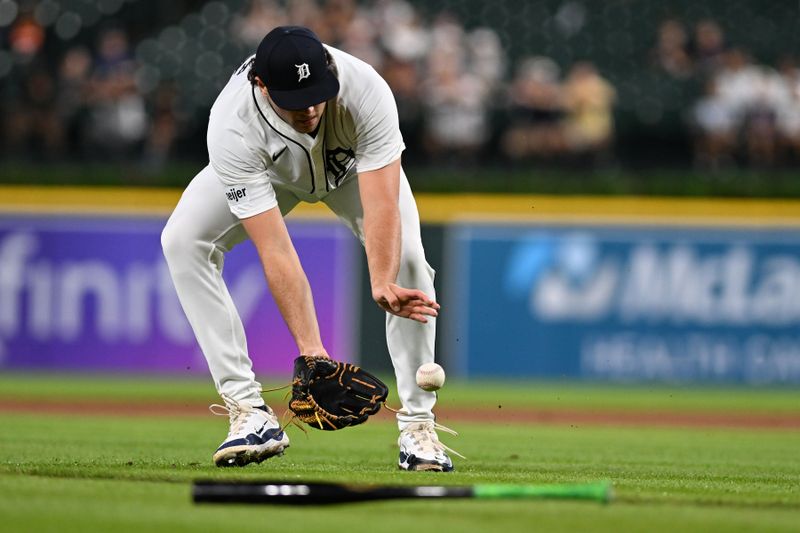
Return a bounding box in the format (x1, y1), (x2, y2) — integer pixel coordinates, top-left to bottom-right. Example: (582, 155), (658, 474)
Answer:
(213, 441), (289, 468)
(214, 428), (286, 453)
(398, 451), (454, 472)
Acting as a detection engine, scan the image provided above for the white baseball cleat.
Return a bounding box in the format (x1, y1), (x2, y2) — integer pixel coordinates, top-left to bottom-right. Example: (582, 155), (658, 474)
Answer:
(398, 421), (464, 472)
(210, 394), (290, 467)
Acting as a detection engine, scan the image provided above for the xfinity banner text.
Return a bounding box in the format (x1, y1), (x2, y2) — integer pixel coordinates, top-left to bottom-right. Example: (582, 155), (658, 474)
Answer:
(0, 216), (356, 375)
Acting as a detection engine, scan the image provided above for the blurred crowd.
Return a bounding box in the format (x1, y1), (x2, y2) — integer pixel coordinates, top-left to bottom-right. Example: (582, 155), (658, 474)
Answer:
(654, 17), (800, 169)
(0, 0), (617, 173)
(1, 9), (175, 170)
(10, 1), (798, 175)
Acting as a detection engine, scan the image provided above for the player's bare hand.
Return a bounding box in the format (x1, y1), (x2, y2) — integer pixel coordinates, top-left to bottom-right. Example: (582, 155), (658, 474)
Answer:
(372, 282), (440, 323)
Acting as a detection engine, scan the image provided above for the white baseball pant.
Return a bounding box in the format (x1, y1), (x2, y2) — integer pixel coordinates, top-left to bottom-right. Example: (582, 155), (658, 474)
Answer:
(161, 164), (437, 429)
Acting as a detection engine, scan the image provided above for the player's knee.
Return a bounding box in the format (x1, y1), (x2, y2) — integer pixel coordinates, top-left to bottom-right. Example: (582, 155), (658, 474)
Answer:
(160, 219), (191, 266)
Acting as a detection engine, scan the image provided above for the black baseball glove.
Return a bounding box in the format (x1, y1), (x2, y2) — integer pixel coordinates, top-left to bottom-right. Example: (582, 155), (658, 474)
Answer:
(289, 355), (389, 430)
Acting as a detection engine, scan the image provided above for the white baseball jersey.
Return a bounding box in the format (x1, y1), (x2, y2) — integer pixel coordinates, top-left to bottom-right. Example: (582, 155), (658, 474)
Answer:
(207, 45), (406, 219)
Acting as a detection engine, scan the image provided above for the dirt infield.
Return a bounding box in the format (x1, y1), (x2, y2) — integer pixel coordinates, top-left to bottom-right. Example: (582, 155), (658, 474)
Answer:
(1, 398), (799, 430)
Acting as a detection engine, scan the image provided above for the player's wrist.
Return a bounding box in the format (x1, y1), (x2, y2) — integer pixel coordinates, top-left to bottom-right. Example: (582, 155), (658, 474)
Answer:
(298, 344), (329, 358)
(370, 279), (395, 295)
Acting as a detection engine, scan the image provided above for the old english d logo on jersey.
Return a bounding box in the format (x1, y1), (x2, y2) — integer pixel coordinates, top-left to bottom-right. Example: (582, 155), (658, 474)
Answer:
(295, 63), (310, 83)
(325, 147), (355, 186)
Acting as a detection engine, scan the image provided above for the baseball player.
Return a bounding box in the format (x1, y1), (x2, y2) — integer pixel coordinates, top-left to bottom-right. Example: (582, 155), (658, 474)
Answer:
(161, 26), (457, 471)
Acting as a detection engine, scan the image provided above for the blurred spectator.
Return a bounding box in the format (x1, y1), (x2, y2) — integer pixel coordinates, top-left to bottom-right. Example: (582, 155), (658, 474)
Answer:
(2, 13), (59, 160)
(776, 58), (800, 161)
(8, 14), (45, 62)
(421, 48), (491, 161)
(286, 0), (325, 38)
(500, 56), (566, 160)
(322, 0), (357, 47)
(377, 0), (429, 63)
(336, 7), (382, 70)
(691, 19), (726, 75)
(690, 48), (789, 168)
(142, 83), (179, 173)
(652, 18), (693, 79)
(419, 15), (494, 162)
(57, 46), (92, 158)
(690, 78), (737, 170)
(467, 27), (505, 89)
(741, 63), (784, 167)
(562, 62), (616, 161)
(4, 66), (63, 160)
(382, 55), (423, 158)
(230, 0), (288, 49)
(85, 28), (148, 161)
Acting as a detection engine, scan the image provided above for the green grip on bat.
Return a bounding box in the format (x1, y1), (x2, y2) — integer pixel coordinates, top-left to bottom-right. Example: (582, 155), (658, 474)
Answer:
(473, 482), (612, 503)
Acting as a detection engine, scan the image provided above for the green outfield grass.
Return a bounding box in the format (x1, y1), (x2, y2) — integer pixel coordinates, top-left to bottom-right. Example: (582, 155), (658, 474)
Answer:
(0, 374), (798, 532)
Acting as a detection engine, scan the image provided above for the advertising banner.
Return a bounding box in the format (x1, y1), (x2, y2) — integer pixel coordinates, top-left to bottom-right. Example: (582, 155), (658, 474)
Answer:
(0, 215), (356, 375)
(447, 224), (800, 383)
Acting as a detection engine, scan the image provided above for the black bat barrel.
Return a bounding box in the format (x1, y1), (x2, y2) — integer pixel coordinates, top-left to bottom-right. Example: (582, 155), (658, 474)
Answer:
(192, 481), (473, 505)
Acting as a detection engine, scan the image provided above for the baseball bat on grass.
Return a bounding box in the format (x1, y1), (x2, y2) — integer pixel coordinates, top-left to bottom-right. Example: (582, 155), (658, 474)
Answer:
(192, 480), (613, 505)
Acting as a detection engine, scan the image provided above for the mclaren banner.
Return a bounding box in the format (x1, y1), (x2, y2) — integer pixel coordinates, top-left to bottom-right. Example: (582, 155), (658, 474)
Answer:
(447, 224), (800, 383)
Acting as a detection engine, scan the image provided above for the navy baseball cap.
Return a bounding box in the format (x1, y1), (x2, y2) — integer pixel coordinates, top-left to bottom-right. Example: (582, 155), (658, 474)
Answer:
(253, 26), (340, 110)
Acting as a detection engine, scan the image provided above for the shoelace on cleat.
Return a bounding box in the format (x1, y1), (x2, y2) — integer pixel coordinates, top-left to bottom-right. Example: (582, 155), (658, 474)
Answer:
(403, 421), (466, 459)
(209, 393), (271, 438)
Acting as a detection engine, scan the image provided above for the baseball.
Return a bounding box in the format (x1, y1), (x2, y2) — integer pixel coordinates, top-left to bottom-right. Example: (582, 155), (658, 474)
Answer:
(416, 363), (446, 391)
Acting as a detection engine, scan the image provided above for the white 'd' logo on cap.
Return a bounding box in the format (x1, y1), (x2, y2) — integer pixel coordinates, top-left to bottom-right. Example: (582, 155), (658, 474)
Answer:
(295, 63), (310, 83)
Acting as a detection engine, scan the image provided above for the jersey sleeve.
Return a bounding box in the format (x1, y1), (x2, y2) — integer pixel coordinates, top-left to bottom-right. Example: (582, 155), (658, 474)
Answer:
(353, 69), (406, 173)
(207, 127), (277, 219)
